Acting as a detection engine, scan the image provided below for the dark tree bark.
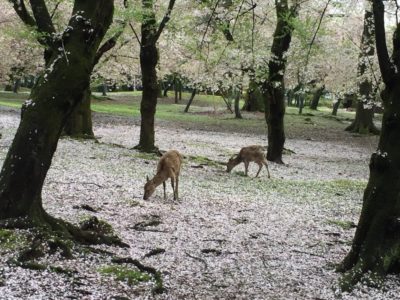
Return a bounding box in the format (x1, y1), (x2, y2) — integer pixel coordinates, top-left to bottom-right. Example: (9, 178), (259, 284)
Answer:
(332, 97), (341, 116)
(135, 0), (176, 152)
(338, 0), (400, 290)
(0, 0), (114, 236)
(262, 0), (298, 164)
(63, 88), (94, 138)
(309, 84), (325, 110)
(234, 89), (242, 119)
(243, 78), (264, 112)
(345, 8), (380, 135)
(64, 18), (127, 139)
(184, 89), (197, 113)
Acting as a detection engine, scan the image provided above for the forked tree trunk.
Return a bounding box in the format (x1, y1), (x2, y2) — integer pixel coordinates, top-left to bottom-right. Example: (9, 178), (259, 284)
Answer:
(0, 1), (114, 226)
(263, 0), (298, 164)
(135, 0), (175, 152)
(339, 0), (400, 290)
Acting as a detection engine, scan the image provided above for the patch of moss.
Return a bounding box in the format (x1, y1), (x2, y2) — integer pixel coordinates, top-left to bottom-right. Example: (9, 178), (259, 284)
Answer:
(99, 265), (151, 285)
(234, 171), (247, 177)
(0, 229), (20, 249)
(189, 155), (224, 168)
(135, 152), (159, 161)
(79, 216), (114, 235)
(327, 219), (357, 230)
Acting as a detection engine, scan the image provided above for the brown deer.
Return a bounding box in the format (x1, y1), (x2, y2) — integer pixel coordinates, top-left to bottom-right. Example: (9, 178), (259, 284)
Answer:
(143, 150), (183, 200)
(227, 145), (271, 178)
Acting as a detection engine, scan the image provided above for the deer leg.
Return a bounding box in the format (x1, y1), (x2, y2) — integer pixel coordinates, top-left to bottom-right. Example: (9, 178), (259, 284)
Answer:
(264, 161), (271, 178)
(170, 177), (175, 200)
(175, 176), (179, 200)
(163, 181), (166, 200)
(255, 162), (263, 177)
(244, 161), (249, 176)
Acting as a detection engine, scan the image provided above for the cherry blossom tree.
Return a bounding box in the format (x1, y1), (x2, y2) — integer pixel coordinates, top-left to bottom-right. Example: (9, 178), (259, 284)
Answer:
(338, 0), (400, 289)
(0, 0), (121, 245)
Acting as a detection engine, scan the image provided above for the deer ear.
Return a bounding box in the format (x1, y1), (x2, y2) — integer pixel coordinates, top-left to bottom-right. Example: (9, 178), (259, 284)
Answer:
(146, 175), (149, 182)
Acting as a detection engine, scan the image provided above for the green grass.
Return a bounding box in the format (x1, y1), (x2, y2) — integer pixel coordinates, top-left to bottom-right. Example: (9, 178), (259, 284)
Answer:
(327, 219), (357, 230)
(0, 89), (360, 135)
(99, 265), (151, 285)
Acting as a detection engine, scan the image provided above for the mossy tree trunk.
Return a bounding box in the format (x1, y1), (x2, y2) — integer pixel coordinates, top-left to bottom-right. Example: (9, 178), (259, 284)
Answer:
(338, 0), (400, 290)
(135, 0), (176, 152)
(345, 8), (380, 135)
(63, 16), (127, 139)
(263, 0), (298, 164)
(0, 0), (114, 229)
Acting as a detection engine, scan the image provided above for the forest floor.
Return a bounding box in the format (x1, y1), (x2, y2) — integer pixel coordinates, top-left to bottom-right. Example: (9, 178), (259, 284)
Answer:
(0, 99), (398, 299)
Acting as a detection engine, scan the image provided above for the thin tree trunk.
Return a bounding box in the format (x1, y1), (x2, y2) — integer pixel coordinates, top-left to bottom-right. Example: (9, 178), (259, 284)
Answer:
(332, 98), (341, 116)
(102, 83), (107, 96)
(263, 0), (298, 164)
(234, 89), (242, 119)
(184, 89), (197, 113)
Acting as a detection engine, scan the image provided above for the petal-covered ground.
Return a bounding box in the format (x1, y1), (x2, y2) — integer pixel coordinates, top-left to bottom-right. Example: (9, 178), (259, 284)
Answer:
(1, 108), (399, 299)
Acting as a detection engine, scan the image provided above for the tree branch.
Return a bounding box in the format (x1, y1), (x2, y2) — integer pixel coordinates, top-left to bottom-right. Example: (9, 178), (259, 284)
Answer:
(304, 0), (331, 67)
(153, 0), (176, 42)
(372, 0), (396, 86)
(29, 0), (56, 35)
(9, 0), (36, 27)
(94, 21), (128, 66)
(50, 1), (62, 20)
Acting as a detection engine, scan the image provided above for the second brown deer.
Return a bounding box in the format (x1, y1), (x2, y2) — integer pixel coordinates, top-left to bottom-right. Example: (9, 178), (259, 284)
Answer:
(143, 150), (183, 200)
(226, 145), (271, 178)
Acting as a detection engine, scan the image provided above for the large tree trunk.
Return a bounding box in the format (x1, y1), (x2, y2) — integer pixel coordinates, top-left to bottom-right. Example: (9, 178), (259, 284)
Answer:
(345, 8), (380, 135)
(243, 79), (264, 112)
(0, 1), (114, 227)
(135, 0), (159, 153)
(338, 0), (400, 290)
(263, 0), (297, 164)
(309, 84), (325, 110)
(63, 88), (95, 138)
(338, 84), (400, 290)
(345, 100), (379, 134)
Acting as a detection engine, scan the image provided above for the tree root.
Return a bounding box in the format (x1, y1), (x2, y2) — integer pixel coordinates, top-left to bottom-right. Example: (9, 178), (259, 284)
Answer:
(111, 256), (164, 294)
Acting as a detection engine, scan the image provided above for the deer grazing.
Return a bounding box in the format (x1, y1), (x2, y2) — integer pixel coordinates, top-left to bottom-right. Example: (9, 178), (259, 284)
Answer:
(226, 145), (271, 178)
(143, 150), (183, 200)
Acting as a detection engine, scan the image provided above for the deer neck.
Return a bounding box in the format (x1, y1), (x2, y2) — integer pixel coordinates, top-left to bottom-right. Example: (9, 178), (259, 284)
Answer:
(152, 173), (168, 187)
